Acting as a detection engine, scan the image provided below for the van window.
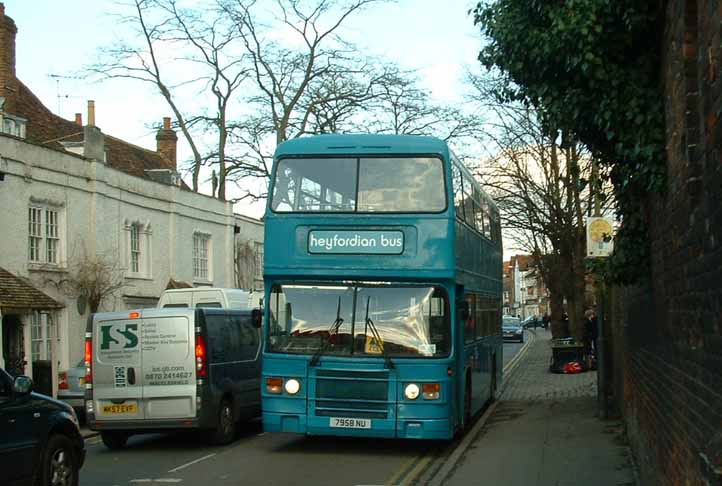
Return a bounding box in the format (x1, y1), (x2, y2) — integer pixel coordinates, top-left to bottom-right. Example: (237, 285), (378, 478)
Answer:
(235, 316), (260, 361)
(197, 302), (223, 308)
(206, 314), (241, 363)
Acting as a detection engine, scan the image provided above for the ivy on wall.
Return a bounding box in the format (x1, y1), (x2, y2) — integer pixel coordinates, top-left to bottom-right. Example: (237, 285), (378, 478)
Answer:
(474, 0), (666, 283)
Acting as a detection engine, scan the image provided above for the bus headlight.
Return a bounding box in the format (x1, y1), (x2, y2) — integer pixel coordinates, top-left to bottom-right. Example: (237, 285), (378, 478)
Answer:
(404, 383), (420, 400)
(284, 378), (301, 395)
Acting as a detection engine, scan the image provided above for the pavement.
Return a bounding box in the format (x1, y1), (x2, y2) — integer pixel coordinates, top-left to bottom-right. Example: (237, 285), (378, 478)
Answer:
(437, 328), (638, 486)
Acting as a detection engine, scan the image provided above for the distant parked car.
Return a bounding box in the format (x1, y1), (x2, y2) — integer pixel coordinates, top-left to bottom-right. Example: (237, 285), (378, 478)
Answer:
(522, 315), (538, 329)
(0, 367), (85, 485)
(58, 359), (86, 420)
(502, 316), (524, 343)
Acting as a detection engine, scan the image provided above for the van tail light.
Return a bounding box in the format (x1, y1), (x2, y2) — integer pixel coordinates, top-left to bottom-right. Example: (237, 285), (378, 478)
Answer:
(58, 371), (69, 390)
(84, 336), (93, 386)
(195, 334), (207, 378)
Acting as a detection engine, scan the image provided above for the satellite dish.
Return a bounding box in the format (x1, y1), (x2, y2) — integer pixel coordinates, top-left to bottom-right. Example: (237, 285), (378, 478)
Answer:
(77, 293), (88, 315)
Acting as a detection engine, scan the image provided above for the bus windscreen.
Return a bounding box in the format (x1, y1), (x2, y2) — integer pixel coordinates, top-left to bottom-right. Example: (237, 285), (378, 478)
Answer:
(267, 284), (450, 358)
(271, 157), (446, 212)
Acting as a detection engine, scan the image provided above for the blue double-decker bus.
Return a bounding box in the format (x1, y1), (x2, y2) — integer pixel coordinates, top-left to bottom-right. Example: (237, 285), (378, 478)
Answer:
(261, 134), (502, 440)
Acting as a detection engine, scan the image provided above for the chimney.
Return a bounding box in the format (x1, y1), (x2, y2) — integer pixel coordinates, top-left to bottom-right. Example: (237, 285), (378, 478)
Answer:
(83, 100), (104, 161)
(74, 113), (82, 125)
(87, 100), (95, 126)
(0, 3), (18, 114)
(156, 116), (178, 169)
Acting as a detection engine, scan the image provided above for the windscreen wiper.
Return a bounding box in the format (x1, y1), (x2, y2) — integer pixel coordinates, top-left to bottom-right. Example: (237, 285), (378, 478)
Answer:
(363, 296), (395, 369)
(309, 297), (344, 367)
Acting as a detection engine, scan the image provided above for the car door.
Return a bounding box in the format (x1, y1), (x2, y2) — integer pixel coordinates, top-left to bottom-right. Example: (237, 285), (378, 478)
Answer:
(0, 371), (37, 483)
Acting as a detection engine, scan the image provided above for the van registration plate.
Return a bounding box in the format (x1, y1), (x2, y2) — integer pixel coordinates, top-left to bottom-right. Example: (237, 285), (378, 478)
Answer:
(329, 417), (371, 429)
(101, 402), (137, 414)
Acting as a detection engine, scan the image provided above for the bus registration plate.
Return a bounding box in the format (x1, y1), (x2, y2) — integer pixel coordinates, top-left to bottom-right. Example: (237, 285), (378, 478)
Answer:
(330, 417), (371, 429)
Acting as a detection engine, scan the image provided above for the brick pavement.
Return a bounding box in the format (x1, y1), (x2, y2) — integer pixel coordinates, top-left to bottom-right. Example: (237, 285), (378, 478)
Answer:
(440, 329), (638, 486)
(501, 328), (597, 401)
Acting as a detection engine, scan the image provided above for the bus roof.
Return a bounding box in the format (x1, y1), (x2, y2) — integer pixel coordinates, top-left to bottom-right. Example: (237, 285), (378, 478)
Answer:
(274, 134), (449, 157)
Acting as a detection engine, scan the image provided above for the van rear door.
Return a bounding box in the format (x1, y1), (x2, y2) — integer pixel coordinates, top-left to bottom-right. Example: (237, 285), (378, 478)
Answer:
(139, 309), (197, 420)
(93, 312), (145, 421)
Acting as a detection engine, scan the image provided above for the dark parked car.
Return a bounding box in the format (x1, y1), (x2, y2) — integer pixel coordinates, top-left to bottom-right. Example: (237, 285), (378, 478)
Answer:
(522, 315), (539, 329)
(502, 316), (524, 343)
(0, 368), (85, 486)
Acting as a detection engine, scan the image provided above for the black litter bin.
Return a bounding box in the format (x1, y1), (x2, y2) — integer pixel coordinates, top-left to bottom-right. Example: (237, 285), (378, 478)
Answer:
(549, 339), (586, 373)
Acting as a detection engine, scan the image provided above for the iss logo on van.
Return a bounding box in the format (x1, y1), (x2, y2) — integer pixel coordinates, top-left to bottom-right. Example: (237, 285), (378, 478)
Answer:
(100, 324), (139, 351)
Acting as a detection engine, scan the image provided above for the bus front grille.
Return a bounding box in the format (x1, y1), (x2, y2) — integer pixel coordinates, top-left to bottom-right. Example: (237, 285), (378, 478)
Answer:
(314, 369), (390, 419)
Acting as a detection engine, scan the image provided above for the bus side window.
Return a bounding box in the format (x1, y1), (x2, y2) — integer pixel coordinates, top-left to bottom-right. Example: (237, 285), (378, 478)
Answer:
(462, 175), (476, 230)
(464, 294), (476, 343)
(452, 164), (465, 222)
(475, 297), (484, 339)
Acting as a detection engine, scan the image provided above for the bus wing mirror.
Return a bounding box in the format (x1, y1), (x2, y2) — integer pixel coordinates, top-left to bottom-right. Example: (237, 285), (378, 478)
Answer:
(252, 308), (263, 328)
(458, 301), (470, 321)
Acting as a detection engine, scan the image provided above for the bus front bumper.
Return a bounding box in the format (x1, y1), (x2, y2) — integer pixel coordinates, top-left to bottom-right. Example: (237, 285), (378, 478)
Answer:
(263, 412), (451, 439)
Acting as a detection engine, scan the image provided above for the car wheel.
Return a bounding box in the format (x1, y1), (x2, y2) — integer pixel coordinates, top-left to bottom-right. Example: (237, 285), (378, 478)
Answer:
(100, 431), (128, 450)
(37, 434), (78, 486)
(207, 399), (235, 445)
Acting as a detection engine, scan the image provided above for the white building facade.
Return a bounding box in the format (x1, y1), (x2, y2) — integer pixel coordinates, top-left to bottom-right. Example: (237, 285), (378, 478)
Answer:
(0, 132), (235, 396)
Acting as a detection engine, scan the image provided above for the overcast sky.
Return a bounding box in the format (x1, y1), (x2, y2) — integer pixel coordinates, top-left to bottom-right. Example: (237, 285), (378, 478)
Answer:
(4, 0), (483, 218)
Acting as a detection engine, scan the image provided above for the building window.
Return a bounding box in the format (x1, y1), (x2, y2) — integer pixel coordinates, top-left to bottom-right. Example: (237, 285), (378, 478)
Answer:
(28, 205), (62, 265)
(193, 233), (211, 281)
(0, 113), (27, 138)
(124, 220), (151, 278)
(30, 312), (53, 362)
(254, 242), (263, 280)
(28, 207), (42, 262)
(130, 224), (140, 273)
(46, 209), (59, 263)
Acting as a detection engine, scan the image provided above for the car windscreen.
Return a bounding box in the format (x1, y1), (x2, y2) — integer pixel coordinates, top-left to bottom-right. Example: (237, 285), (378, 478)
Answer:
(267, 283), (450, 357)
(271, 157), (446, 213)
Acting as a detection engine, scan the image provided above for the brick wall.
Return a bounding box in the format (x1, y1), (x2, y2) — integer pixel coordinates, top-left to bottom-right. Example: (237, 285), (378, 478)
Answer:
(609, 1), (722, 485)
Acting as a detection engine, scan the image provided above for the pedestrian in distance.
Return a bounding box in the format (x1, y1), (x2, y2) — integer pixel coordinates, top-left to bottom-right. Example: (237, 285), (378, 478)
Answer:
(542, 312), (550, 329)
(562, 311), (570, 338)
(584, 309), (598, 357)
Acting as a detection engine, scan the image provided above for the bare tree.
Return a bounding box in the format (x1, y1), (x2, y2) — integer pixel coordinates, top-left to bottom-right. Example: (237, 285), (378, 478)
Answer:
(469, 73), (612, 339)
(218, 0), (400, 200)
(365, 71), (481, 143)
(44, 245), (126, 315)
(234, 239), (258, 290)
(88, 0), (248, 198)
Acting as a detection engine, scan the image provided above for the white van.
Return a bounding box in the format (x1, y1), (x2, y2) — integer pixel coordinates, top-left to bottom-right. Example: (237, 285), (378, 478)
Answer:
(157, 287), (263, 310)
(84, 307), (262, 449)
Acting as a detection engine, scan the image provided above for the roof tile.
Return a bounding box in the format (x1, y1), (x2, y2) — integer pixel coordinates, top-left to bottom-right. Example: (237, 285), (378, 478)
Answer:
(0, 267), (63, 310)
